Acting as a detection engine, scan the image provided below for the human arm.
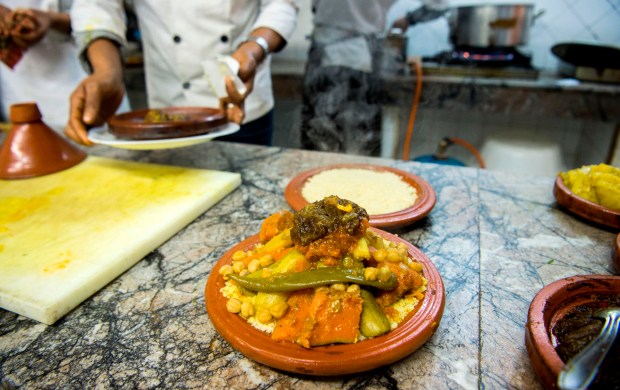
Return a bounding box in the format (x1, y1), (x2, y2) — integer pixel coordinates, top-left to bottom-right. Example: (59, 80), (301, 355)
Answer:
(65, 38), (125, 146)
(223, 0), (299, 123)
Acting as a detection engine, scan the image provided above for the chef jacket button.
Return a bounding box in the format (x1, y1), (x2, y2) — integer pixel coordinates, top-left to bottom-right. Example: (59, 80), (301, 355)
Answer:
(220, 35), (228, 43)
(173, 35), (181, 43)
(182, 82), (190, 89)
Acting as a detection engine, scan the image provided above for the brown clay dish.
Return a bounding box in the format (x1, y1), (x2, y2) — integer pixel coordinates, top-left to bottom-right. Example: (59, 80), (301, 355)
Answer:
(205, 228), (445, 376)
(525, 275), (620, 389)
(107, 107), (227, 140)
(553, 175), (620, 230)
(284, 164), (437, 229)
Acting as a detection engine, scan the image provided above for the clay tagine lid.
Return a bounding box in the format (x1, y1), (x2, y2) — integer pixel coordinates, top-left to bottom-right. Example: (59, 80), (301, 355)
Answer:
(0, 102), (87, 180)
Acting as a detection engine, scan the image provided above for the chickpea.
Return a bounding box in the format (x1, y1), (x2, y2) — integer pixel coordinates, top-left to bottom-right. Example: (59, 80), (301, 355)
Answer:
(239, 269), (249, 277)
(257, 310), (273, 324)
(364, 267), (378, 281)
(226, 298), (241, 314)
(232, 261), (245, 274)
(247, 259), (261, 273)
(346, 284), (360, 293)
(270, 302), (289, 319)
(373, 249), (387, 262)
(219, 264), (233, 279)
(331, 283), (346, 291)
(378, 266), (392, 282)
(240, 301), (255, 318)
(387, 248), (401, 263)
(231, 251), (247, 261)
(259, 254), (274, 267)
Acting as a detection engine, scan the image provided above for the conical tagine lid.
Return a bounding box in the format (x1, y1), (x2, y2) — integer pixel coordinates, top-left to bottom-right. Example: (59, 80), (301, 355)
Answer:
(0, 102), (87, 179)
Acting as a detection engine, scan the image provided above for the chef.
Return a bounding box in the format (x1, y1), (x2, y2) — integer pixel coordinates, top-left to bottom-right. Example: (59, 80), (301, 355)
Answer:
(65, 0), (300, 147)
(0, 0), (128, 133)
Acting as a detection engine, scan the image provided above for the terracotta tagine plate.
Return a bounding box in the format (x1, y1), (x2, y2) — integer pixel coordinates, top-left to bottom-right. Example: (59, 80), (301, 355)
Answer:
(106, 107), (228, 140)
(553, 175), (620, 230)
(205, 228), (445, 376)
(525, 275), (620, 389)
(284, 164), (437, 230)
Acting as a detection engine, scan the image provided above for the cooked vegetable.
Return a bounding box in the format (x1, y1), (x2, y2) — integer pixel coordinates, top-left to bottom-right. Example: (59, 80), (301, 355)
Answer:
(230, 266), (397, 292)
(298, 287), (363, 347)
(245, 249), (309, 278)
(359, 289), (391, 338)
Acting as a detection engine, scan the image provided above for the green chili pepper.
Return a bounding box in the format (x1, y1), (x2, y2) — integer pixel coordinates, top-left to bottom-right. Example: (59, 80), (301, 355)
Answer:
(359, 289), (392, 338)
(229, 267), (397, 292)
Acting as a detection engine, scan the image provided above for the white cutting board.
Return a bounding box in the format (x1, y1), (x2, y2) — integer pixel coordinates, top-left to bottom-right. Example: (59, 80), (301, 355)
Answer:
(0, 156), (241, 324)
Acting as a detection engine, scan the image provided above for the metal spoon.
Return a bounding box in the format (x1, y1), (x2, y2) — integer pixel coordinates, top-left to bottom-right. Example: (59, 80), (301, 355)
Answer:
(558, 307), (620, 390)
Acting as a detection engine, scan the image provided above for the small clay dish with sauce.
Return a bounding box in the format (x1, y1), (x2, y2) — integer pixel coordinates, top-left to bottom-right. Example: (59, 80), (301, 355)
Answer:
(107, 107), (227, 140)
(553, 175), (620, 230)
(525, 275), (620, 389)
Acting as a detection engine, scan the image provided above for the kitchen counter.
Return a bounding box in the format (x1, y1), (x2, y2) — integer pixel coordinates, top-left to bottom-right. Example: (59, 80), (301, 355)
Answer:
(272, 58), (620, 122)
(0, 141), (617, 389)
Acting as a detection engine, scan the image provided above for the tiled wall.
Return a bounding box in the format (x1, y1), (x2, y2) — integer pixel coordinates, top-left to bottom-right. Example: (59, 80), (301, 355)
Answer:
(281, 0), (620, 72)
(387, 0), (620, 71)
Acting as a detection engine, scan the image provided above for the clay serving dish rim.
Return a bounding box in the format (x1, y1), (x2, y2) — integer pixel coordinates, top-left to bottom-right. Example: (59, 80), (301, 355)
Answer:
(284, 164), (437, 230)
(88, 123), (239, 150)
(524, 275), (620, 389)
(107, 106), (227, 140)
(553, 175), (620, 230)
(205, 227), (445, 376)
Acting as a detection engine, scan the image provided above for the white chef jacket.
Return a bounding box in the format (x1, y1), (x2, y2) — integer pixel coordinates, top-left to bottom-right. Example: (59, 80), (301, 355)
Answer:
(71, 0), (299, 124)
(0, 0), (95, 132)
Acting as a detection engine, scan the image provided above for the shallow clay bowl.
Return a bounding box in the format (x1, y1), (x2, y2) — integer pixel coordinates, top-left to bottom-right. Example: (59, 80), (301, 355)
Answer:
(205, 228), (445, 376)
(553, 175), (620, 230)
(525, 275), (620, 389)
(107, 107), (227, 140)
(285, 164), (437, 230)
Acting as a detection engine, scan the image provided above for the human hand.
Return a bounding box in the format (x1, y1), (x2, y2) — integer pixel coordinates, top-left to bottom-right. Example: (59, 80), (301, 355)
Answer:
(9, 8), (48, 48)
(391, 17), (410, 33)
(65, 72), (125, 146)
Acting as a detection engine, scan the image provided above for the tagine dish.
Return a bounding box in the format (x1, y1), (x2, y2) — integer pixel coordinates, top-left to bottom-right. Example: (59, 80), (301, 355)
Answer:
(205, 196), (445, 375)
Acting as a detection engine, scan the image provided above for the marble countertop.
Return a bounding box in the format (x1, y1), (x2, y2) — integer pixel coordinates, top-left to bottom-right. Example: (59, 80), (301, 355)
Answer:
(1, 141), (617, 389)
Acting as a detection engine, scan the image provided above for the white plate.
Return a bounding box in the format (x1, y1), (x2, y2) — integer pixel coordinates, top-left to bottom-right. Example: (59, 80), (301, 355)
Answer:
(88, 123), (240, 150)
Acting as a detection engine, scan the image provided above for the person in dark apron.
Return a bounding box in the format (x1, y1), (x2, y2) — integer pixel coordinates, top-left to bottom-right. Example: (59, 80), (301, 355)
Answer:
(300, 0), (447, 156)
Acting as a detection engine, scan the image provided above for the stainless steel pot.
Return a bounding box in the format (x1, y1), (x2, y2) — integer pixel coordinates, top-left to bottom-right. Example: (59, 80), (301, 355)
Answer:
(448, 4), (539, 48)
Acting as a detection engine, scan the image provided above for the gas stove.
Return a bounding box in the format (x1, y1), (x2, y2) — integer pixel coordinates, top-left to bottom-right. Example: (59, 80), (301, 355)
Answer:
(422, 46), (539, 80)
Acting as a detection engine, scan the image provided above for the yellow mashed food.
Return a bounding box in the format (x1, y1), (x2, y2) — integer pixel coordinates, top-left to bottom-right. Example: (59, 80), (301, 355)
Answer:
(302, 168), (418, 215)
(560, 164), (620, 211)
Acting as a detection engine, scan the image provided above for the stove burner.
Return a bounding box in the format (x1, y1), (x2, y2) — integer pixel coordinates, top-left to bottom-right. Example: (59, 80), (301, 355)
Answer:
(426, 46), (534, 68)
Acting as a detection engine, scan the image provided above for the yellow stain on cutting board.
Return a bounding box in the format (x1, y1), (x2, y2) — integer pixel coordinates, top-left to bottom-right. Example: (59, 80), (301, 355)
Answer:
(0, 156), (240, 274)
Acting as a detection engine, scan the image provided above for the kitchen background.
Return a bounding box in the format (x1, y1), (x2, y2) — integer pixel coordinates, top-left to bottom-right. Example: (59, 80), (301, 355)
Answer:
(267, 0), (620, 175)
(124, 0), (620, 175)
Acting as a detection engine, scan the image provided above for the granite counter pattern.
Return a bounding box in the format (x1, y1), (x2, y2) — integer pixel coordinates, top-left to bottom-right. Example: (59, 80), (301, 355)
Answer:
(1, 142), (617, 389)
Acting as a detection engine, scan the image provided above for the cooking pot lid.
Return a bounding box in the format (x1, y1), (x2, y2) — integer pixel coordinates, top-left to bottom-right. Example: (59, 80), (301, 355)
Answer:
(551, 42), (620, 69)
